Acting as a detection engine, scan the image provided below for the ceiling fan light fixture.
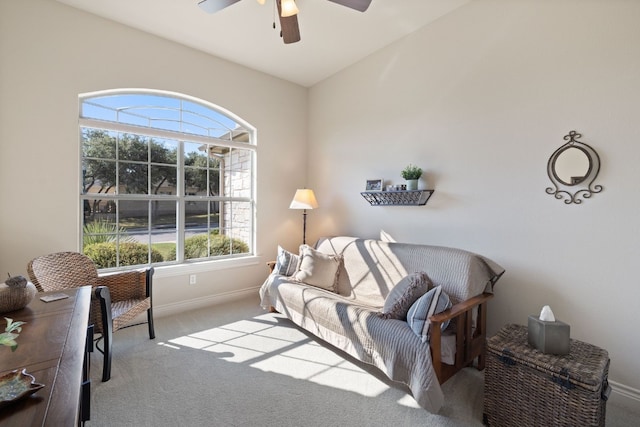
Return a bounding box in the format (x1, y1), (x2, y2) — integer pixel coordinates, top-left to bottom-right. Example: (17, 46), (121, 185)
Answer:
(280, 0), (299, 17)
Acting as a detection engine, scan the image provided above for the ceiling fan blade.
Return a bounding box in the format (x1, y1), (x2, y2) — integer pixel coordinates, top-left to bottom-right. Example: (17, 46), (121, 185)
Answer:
(326, 0), (372, 12)
(276, 1), (301, 44)
(198, 0), (242, 14)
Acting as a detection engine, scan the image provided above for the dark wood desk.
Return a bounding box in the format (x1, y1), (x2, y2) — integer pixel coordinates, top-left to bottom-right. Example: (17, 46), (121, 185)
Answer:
(0, 286), (91, 426)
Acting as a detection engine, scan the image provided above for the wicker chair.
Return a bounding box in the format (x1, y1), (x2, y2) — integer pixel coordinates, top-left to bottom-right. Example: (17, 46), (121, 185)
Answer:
(27, 251), (155, 382)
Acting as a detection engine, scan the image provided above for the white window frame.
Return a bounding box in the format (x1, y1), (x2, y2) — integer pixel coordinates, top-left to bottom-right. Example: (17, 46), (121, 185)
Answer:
(79, 89), (257, 272)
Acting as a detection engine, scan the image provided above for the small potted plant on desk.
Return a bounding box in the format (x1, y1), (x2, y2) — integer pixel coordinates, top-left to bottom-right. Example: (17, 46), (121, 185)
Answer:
(401, 164), (423, 190)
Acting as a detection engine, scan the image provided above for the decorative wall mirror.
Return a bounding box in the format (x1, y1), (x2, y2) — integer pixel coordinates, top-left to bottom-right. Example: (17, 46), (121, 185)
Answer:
(546, 130), (603, 204)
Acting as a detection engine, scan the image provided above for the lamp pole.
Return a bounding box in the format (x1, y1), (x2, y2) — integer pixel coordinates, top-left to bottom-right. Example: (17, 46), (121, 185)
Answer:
(302, 208), (308, 244)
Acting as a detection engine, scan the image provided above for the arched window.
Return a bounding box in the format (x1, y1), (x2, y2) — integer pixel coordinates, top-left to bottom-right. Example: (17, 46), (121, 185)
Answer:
(80, 90), (255, 270)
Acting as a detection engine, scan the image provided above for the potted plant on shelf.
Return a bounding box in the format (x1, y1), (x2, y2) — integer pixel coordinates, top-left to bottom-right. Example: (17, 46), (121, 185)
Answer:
(401, 164), (422, 190)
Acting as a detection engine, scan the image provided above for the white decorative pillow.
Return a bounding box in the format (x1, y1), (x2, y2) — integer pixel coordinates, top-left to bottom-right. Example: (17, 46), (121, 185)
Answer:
(379, 271), (432, 320)
(293, 245), (341, 292)
(407, 285), (452, 343)
(273, 246), (300, 276)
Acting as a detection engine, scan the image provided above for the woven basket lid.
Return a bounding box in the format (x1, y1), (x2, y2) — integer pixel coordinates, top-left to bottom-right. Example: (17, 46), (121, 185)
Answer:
(488, 323), (609, 391)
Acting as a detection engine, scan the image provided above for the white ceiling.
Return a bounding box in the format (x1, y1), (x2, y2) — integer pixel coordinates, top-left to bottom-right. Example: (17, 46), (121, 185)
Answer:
(55, 0), (469, 87)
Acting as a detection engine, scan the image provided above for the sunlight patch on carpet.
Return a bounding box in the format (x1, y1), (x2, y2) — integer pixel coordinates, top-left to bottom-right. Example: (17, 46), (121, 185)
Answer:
(156, 312), (396, 399)
(306, 359), (389, 397)
(168, 335), (216, 349)
(397, 394), (422, 408)
(280, 341), (346, 366)
(189, 327), (246, 342)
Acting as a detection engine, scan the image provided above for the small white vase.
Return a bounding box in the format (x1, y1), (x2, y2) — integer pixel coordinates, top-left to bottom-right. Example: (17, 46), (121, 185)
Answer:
(406, 179), (418, 191)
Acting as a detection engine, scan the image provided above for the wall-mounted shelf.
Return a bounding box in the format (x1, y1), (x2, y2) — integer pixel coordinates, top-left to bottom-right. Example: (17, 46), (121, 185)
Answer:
(360, 190), (434, 206)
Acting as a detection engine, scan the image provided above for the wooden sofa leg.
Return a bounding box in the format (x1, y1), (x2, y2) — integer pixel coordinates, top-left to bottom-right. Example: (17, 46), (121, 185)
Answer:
(476, 300), (488, 371)
(477, 349), (486, 371)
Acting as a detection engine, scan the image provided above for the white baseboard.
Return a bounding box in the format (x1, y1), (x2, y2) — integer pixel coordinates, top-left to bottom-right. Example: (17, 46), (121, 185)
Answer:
(609, 380), (640, 411)
(152, 286), (260, 318)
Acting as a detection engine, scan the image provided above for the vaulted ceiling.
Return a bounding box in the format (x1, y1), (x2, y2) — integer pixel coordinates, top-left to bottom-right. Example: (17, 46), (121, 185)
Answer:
(55, 0), (469, 87)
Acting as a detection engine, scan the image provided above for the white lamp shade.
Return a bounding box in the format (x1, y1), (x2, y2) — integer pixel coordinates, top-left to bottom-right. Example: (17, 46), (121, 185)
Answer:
(280, 0), (299, 17)
(289, 189), (318, 210)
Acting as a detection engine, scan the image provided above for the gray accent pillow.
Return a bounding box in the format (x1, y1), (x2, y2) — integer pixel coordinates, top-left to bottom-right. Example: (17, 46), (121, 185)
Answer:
(273, 246), (300, 276)
(379, 271), (432, 320)
(407, 285), (452, 343)
(293, 245), (341, 292)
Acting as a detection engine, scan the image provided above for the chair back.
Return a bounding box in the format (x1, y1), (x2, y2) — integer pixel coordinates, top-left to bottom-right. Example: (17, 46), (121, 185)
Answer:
(28, 252), (99, 292)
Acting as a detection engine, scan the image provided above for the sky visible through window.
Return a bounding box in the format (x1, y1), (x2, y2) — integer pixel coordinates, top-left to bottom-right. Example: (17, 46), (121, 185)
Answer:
(82, 93), (241, 141)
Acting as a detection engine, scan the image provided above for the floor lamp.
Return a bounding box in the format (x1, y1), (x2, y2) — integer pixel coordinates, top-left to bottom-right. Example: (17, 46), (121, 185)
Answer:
(289, 189), (318, 245)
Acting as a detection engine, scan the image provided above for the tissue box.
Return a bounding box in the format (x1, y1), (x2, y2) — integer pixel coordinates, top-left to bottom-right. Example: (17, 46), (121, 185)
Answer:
(528, 315), (570, 355)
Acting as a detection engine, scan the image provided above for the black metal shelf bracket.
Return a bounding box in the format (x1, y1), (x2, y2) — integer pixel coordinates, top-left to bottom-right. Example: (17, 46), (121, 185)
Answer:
(360, 189), (434, 206)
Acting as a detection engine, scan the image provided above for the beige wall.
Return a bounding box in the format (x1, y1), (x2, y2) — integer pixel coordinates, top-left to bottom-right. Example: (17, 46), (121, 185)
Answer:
(309, 0), (640, 405)
(0, 0), (308, 309)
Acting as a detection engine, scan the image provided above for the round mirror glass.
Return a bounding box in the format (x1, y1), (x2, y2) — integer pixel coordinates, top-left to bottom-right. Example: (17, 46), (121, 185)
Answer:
(553, 146), (590, 186)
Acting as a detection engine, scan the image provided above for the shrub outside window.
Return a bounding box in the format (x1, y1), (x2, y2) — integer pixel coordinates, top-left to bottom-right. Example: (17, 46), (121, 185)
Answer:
(80, 90), (255, 270)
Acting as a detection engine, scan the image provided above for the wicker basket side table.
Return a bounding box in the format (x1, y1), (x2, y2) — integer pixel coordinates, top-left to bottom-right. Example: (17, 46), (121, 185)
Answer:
(484, 324), (611, 427)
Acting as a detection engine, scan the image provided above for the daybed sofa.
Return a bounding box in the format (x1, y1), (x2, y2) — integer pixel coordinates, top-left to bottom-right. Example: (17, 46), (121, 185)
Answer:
(259, 236), (504, 412)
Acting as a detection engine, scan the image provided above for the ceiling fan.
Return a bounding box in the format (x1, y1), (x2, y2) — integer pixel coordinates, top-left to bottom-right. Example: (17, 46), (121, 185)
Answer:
(198, 0), (372, 44)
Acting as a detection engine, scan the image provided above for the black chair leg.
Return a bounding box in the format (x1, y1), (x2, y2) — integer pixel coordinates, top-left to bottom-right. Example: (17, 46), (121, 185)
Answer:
(146, 268), (155, 340)
(102, 325), (112, 382)
(95, 286), (113, 382)
(147, 307), (155, 340)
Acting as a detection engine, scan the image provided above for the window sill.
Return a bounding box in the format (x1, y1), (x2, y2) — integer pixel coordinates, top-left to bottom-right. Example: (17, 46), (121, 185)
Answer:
(153, 256), (263, 279)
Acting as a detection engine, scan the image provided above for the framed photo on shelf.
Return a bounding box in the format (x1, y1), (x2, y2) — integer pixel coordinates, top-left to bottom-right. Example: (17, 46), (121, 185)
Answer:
(365, 179), (383, 191)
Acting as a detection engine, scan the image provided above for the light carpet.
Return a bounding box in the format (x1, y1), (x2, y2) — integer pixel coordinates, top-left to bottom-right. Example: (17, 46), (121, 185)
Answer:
(87, 296), (636, 426)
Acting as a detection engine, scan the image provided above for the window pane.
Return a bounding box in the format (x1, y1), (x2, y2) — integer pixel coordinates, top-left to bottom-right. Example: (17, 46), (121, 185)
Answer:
(82, 102), (117, 123)
(221, 201), (252, 254)
(120, 200), (148, 234)
(151, 200), (176, 263)
(183, 141), (203, 159)
(116, 200), (149, 267)
(227, 149), (252, 198)
(83, 159), (117, 195)
(82, 128), (116, 159)
(119, 134), (148, 162)
(151, 165), (177, 195)
(83, 198), (116, 226)
(208, 168), (220, 196)
(184, 143), (212, 196)
(82, 94), (252, 144)
(151, 139), (178, 165)
(184, 231), (209, 260)
(83, 199), (118, 249)
(181, 100), (247, 140)
(119, 162), (148, 194)
(185, 201), (214, 261)
(184, 167), (206, 196)
(185, 201), (216, 231)
(210, 229), (251, 257)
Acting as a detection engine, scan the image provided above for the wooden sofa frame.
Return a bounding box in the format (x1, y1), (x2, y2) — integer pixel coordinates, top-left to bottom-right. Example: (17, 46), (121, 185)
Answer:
(429, 292), (493, 383)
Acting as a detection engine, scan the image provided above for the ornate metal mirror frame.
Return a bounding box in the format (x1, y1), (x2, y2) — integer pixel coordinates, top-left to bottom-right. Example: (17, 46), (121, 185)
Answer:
(546, 130), (603, 204)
